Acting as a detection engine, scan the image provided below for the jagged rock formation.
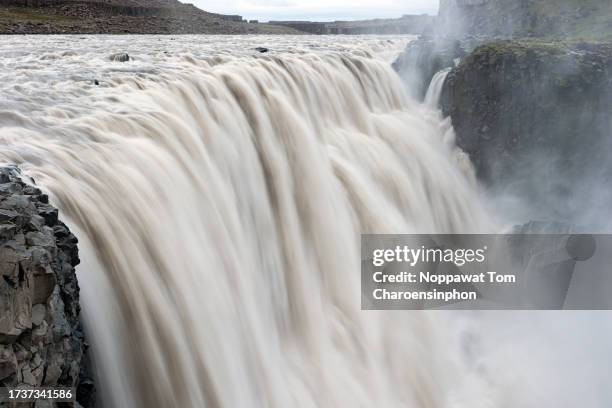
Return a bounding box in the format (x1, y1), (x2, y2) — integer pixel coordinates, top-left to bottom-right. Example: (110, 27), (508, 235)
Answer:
(0, 166), (92, 406)
(0, 0), (298, 34)
(269, 14), (435, 35)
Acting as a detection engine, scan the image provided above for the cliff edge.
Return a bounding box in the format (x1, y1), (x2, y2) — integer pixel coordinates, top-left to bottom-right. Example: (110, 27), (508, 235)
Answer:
(441, 40), (612, 182)
(394, 0), (612, 225)
(440, 40), (612, 223)
(0, 166), (92, 407)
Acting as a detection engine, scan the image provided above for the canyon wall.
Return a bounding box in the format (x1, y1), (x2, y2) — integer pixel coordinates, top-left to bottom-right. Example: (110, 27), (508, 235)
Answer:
(440, 40), (612, 224)
(395, 0), (612, 225)
(441, 40), (612, 182)
(0, 166), (93, 407)
(437, 0), (611, 40)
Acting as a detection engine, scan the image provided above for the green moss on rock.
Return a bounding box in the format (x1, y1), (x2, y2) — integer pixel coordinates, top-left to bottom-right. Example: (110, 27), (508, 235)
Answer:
(440, 39), (612, 217)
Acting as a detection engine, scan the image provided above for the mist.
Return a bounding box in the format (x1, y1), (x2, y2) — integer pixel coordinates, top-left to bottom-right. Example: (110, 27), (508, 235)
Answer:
(405, 0), (612, 232)
(391, 3), (612, 405)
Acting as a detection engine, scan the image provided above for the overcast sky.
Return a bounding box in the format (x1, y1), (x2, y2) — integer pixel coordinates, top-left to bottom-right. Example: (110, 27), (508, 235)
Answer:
(189, 0), (440, 22)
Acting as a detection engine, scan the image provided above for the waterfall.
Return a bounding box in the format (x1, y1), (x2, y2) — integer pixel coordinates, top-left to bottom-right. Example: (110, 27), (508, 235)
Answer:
(1, 33), (607, 408)
(424, 68), (452, 109)
(0, 40), (492, 407)
(39, 36), (612, 408)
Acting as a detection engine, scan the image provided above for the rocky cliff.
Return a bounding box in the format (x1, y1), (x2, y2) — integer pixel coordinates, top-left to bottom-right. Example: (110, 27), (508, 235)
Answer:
(440, 40), (612, 221)
(394, 0), (612, 158)
(0, 166), (92, 407)
(437, 0), (612, 40)
(393, 0), (612, 226)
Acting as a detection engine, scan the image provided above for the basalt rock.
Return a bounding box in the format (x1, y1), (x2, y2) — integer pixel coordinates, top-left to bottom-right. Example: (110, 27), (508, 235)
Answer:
(0, 166), (93, 407)
(441, 40), (612, 181)
(440, 40), (612, 221)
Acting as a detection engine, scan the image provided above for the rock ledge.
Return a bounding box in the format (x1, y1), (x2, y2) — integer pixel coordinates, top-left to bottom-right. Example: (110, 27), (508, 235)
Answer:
(0, 166), (92, 407)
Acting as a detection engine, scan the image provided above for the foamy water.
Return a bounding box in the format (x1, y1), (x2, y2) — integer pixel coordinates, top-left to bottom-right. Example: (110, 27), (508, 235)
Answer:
(0, 34), (609, 408)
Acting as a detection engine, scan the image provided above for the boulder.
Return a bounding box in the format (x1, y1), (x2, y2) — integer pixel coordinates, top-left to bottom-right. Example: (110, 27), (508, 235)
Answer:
(109, 52), (130, 62)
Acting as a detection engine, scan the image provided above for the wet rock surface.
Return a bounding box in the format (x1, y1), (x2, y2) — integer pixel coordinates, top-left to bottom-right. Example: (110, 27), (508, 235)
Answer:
(440, 40), (612, 183)
(0, 166), (93, 407)
(439, 40), (612, 222)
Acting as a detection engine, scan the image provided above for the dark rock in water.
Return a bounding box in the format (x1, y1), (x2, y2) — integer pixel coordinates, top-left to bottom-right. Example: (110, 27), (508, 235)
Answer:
(77, 375), (96, 408)
(0, 166), (94, 405)
(255, 47), (269, 53)
(109, 52), (130, 62)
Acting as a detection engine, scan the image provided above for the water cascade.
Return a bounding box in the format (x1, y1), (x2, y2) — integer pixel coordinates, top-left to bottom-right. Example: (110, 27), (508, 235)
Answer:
(0, 36), (517, 408)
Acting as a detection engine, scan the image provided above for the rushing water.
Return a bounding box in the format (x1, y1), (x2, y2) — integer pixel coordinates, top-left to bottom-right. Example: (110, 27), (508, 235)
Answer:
(424, 68), (451, 109)
(0, 35), (609, 408)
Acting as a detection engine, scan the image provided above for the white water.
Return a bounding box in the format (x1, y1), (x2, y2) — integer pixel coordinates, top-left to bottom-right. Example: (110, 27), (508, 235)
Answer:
(424, 68), (451, 109)
(0, 35), (609, 408)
